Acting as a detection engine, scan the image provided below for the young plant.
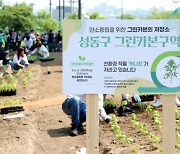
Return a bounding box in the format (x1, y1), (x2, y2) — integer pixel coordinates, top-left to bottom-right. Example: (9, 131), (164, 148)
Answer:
(153, 110), (162, 130)
(148, 133), (160, 143)
(146, 105), (153, 116)
(16, 69), (23, 77)
(137, 102), (147, 111)
(110, 114), (133, 144)
(132, 145), (140, 154)
(103, 99), (116, 109)
(176, 132), (180, 148)
(0, 99), (22, 107)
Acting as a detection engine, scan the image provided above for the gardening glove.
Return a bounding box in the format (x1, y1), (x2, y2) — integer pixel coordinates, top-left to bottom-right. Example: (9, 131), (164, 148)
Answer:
(133, 94), (141, 103)
(122, 94), (129, 100)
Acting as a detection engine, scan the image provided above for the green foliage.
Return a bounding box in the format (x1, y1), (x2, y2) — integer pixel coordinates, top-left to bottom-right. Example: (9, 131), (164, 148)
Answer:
(0, 99), (22, 107)
(88, 12), (106, 19)
(153, 111), (162, 130)
(110, 114), (133, 144)
(79, 56), (86, 61)
(103, 98), (116, 108)
(146, 105), (153, 116)
(144, 7), (180, 19)
(117, 13), (136, 19)
(176, 132), (180, 148)
(22, 67), (35, 86)
(0, 2), (35, 31)
(132, 145), (140, 154)
(138, 102), (147, 110)
(0, 79), (17, 92)
(35, 10), (58, 33)
(27, 56), (37, 62)
(68, 13), (78, 19)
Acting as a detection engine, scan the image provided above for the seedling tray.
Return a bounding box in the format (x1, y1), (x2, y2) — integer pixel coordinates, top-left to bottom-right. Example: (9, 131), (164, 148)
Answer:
(0, 90), (16, 96)
(39, 57), (55, 62)
(132, 95), (154, 103)
(104, 106), (116, 114)
(1, 106), (24, 114)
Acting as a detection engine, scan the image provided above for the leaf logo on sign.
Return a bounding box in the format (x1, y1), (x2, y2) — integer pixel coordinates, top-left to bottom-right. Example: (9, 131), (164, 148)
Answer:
(79, 56), (86, 61)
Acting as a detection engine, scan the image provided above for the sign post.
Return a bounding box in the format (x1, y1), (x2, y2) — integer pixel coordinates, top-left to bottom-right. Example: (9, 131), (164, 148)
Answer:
(63, 20), (180, 154)
(162, 95), (176, 154)
(86, 94), (99, 154)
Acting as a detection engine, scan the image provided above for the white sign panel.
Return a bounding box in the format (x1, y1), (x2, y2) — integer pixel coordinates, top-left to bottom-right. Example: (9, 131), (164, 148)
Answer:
(63, 20), (180, 94)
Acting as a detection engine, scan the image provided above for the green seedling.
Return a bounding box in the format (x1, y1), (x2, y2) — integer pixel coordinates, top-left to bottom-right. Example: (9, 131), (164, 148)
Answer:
(16, 69), (23, 77)
(0, 99), (22, 107)
(22, 77), (28, 85)
(110, 114), (133, 144)
(153, 111), (162, 130)
(131, 113), (137, 121)
(132, 145), (140, 154)
(146, 105), (153, 116)
(138, 102), (146, 110)
(176, 132), (180, 148)
(103, 98), (116, 108)
(148, 133), (160, 143)
(0, 79), (17, 92)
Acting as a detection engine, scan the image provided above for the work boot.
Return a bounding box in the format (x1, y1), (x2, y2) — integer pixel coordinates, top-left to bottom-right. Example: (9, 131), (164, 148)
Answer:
(70, 125), (78, 136)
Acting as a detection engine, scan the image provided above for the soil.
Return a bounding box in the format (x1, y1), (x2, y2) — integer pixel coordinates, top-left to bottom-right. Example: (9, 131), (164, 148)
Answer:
(0, 52), (180, 154)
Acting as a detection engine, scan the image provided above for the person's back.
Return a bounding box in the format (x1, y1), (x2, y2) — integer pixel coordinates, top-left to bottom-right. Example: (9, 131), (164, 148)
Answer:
(48, 30), (54, 44)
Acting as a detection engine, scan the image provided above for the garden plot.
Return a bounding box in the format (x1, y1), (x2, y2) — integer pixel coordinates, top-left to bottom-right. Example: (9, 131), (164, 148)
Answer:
(100, 98), (180, 154)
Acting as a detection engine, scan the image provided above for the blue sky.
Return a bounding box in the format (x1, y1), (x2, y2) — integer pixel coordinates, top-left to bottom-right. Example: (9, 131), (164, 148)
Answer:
(3, 0), (179, 12)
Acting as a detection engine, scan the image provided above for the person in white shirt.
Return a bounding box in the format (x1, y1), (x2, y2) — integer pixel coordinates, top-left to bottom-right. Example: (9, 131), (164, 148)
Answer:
(30, 29), (36, 44)
(24, 35), (34, 53)
(10, 47), (29, 70)
(62, 94), (111, 136)
(29, 42), (49, 57)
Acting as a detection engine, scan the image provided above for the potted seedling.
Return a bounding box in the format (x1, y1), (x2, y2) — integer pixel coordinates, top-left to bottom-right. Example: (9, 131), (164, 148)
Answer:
(103, 98), (116, 114)
(0, 99), (24, 114)
(0, 80), (17, 96)
(39, 56), (55, 62)
(27, 56), (37, 63)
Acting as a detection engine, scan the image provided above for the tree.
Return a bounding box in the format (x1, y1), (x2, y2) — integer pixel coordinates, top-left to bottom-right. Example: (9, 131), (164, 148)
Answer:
(35, 10), (58, 33)
(145, 7), (180, 19)
(68, 13), (78, 19)
(88, 12), (106, 19)
(117, 13), (136, 19)
(0, 2), (35, 32)
(0, 0), (3, 9)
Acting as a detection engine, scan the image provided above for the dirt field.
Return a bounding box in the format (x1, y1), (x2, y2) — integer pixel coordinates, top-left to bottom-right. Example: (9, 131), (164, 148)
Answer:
(0, 52), (180, 154)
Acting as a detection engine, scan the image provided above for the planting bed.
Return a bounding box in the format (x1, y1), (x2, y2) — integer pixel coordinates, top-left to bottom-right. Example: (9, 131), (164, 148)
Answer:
(100, 99), (180, 154)
(0, 52), (179, 154)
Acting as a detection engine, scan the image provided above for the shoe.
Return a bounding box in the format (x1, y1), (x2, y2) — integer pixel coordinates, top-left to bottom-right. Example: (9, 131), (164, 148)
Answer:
(77, 124), (85, 132)
(152, 99), (162, 108)
(70, 125), (78, 136)
(176, 97), (180, 107)
(104, 115), (111, 123)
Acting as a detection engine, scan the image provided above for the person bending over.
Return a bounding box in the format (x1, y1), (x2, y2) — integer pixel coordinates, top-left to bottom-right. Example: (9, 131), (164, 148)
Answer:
(62, 94), (111, 136)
